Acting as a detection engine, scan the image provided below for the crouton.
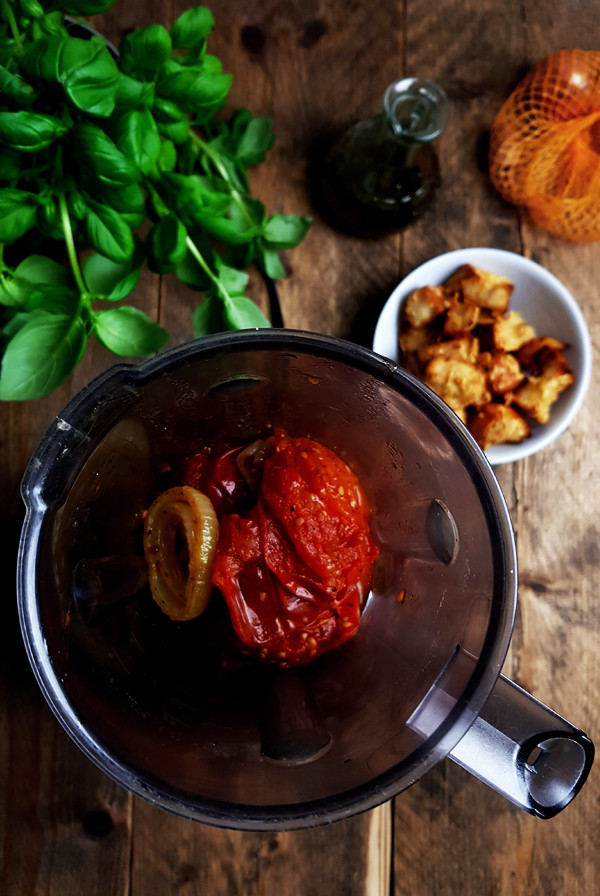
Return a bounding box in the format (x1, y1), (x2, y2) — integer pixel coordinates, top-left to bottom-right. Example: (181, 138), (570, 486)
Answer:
(418, 335), (480, 366)
(424, 356), (491, 419)
(493, 311), (537, 352)
(446, 264), (513, 313)
(512, 361), (575, 424)
(397, 263), (576, 450)
(470, 403), (531, 450)
(403, 285), (450, 328)
(481, 351), (525, 395)
(443, 296), (481, 335)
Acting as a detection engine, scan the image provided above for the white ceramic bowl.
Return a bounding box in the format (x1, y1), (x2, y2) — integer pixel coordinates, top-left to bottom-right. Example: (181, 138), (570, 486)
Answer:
(373, 247), (592, 465)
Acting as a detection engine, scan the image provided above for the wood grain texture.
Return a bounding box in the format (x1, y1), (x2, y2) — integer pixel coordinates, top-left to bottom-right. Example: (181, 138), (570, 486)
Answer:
(391, 2), (600, 895)
(1, 1), (599, 894)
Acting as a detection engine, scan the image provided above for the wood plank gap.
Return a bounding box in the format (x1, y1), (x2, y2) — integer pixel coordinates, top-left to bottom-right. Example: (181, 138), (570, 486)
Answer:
(366, 802), (393, 896)
(388, 798), (396, 896)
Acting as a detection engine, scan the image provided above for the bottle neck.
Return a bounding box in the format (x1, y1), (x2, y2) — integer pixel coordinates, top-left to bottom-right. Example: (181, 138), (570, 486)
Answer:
(383, 78), (449, 144)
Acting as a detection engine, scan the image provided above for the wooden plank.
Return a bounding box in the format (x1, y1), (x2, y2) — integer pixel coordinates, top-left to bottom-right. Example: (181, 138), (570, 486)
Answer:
(2, 1), (598, 893)
(0, 397), (134, 893)
(0, 7), (158, 892)
(126, 3), (401, 894)
(205, 0), (406, 342)
(131, 801), (391, 895)
(391, 1), (600, 894)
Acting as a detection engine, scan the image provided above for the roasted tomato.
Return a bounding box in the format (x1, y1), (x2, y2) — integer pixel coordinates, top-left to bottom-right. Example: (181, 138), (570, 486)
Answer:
(183, 444), (252, 517)
(211, 430), (378, 666)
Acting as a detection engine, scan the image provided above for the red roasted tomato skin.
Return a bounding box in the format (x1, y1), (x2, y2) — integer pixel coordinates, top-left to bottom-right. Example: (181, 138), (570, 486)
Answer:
(211, 430), (378, 667)
(183, 444), (252, 517)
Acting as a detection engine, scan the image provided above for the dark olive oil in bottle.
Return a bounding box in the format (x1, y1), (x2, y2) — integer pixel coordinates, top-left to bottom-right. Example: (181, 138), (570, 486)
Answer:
(321, 78), (449, 238)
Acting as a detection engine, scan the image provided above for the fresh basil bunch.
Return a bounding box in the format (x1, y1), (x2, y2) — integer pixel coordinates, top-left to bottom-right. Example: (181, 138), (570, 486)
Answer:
(0, 0), (311, 399)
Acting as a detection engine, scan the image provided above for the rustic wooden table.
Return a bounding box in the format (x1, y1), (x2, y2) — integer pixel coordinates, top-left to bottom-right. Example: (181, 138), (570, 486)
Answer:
(1, 0), (599, 893)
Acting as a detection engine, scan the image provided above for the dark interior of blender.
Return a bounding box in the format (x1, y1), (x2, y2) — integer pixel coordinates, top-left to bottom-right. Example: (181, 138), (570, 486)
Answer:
(36, 344), (505, 811)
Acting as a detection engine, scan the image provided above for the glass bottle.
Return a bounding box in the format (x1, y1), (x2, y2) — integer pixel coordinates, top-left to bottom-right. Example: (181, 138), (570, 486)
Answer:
(320, 78), (450, 238)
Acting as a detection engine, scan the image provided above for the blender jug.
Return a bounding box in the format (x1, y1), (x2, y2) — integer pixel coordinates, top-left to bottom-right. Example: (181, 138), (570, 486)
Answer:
(17, 330), (594, 829)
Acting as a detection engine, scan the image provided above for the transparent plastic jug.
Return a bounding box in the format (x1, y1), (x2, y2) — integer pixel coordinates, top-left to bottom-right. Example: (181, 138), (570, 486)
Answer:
(17, 331), (593, 830)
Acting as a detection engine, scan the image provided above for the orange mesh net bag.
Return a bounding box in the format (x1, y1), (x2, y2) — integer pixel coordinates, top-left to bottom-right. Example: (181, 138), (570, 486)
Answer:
(489, 49), (600, 241)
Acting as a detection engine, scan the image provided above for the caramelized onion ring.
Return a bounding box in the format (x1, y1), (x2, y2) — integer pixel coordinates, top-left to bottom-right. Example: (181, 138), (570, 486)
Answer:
(143, 486), (219, 621)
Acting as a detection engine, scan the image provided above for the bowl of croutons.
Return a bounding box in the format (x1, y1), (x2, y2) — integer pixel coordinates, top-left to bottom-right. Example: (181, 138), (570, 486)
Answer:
(373, 247), (592, 465)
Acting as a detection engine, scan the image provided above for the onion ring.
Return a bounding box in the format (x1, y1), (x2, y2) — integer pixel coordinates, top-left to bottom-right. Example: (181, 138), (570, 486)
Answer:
(143, 486), (219, 621)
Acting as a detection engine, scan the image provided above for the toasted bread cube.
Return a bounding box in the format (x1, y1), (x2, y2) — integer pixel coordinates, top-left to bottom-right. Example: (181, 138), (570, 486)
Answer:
(424, 356), (491, 419)
(482, 351), (525, 395)
(443, 296), (481, 335)
(517, 336), (567, 374)
(493, 311), (537, 352)
(512, 362), (575, 424)
(399, 324), (436, 354)
(444, 264), (478, 291)
(403, 286), (450, 328)
(470, 403), (531, 450)
(445, 264), (513, 313)
(418, 335), (480, 366)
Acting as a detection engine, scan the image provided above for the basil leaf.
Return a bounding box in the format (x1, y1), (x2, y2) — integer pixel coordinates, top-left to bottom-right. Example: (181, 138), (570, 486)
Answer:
(94, 306), (168, 356)
(0, 310), (87, 400)
(83, 250), (142, 301)
(199, 54), (223, 75)
(146, 214), (188, 273)
(0, 189), (39, 242)
(156, 117), (190, 144)
(0, 272), (72, 311)
(37, 197), (64, 240)
(0, 65), (37, 105)
(0, 38), (17, 67)
(187, 197), (264, 246)
(113, 107), (161, 175)
(119, 25), (172, 80)
(160, 171), (230, 221)
(223, 295), (270, 330)
(24, 284), (82, 314)
(0, 260), (75, 312)
(59, 37), (120, 116)
(175, 244), (215, 290)
(75, 120), (142, 185)
(192, 293), (227, 336)
(0, 149), (22, 182)
(114, 72), (155, 109)
(262, 214), (312, 249)
(15, 255), (70, 286)
(170, 6), (215, 49)
(0, 110), (68, 151)
(156, 139), (177, 173)
(215, 264), (249, 297)
(0, 274), (33, 308)
(84, 198), (135, 261)
(256, 243), (286, 279)
(56, 0), (116, 13)
(194, 210), (258, 245)
(205, 135), (248, 191)
(157, 64), (232, 115)
(1, 310), (31, 341)
(152, 96), (187, 124)
(15, 255), (72, 287)
(94, 181), (146, 221)
(223, 242), (256, 271)
(18, 0), (45, 18)
(21, 35), (65, 81)
(66, 188), (87, 221)
(235, 116), (275, 166)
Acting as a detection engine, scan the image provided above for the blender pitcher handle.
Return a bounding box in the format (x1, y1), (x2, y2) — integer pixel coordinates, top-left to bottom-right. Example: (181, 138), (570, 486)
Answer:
(448, 674), (594, 818)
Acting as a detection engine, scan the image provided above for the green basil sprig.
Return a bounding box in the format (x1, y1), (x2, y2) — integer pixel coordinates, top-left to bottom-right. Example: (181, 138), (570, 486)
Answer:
(0, 0), (311, 400)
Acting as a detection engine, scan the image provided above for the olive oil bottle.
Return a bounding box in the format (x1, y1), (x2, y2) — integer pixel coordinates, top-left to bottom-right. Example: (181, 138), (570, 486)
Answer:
(321, 78), (449, 238)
